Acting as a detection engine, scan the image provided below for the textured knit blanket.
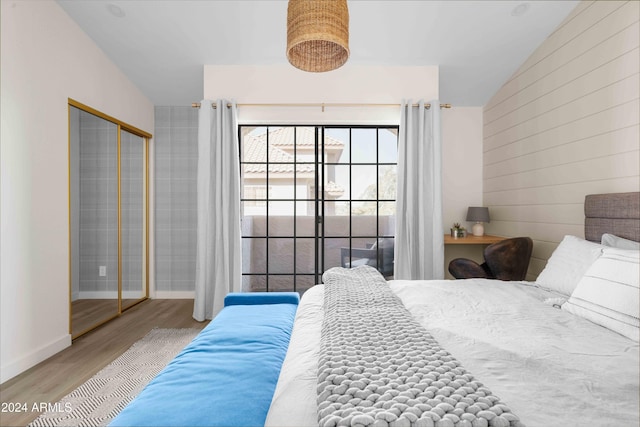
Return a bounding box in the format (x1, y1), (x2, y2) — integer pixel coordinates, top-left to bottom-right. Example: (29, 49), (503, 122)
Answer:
(318, 266), (524, 427)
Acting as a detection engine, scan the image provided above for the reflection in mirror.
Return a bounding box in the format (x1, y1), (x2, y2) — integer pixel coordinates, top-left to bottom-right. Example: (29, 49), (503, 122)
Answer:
(70, 105), (119, 337)
(121, 130), (147, 310)
(69, 103), (149, 338)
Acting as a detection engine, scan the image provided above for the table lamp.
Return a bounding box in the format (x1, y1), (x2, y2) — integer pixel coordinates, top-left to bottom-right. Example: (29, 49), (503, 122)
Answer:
(466, 207), (490, 236)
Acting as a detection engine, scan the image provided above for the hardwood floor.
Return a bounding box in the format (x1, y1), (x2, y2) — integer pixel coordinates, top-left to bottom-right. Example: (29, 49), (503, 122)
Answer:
(0, 299), (208, 427)
(71, 299), (145, 337)
(71, 299), (119, 336)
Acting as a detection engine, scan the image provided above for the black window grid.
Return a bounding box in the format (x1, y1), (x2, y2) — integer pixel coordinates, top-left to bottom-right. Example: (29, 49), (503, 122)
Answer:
(239, 125), (398, 293)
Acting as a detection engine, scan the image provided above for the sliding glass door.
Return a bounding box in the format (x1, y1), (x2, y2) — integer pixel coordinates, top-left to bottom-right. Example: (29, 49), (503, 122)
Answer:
(322, 127), (398, 283)
(240, 125), (398, 294)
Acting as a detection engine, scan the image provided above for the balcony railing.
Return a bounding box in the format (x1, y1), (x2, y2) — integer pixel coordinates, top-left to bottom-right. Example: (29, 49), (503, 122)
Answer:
(241, 215), (395, 293)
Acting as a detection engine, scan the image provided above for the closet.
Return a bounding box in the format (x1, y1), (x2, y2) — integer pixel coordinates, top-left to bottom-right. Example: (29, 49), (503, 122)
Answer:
(69, 99), (151, 338)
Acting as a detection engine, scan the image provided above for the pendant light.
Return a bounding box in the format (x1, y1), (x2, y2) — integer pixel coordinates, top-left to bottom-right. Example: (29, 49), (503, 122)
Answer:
(286, 0), (350, 72)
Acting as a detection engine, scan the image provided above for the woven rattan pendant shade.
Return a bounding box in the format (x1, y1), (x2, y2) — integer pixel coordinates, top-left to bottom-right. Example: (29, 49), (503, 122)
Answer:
(287, 0), (349, 72)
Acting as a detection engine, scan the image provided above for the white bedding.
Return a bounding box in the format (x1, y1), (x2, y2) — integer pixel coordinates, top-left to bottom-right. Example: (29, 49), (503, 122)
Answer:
(265, 279), (640, 427)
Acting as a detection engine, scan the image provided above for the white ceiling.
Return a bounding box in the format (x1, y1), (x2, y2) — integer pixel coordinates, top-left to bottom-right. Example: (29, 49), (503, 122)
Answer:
(57, 0), (579, 107)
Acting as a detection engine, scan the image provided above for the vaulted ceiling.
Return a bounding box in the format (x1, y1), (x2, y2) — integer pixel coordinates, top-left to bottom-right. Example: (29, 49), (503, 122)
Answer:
(57, 0), (579, 106)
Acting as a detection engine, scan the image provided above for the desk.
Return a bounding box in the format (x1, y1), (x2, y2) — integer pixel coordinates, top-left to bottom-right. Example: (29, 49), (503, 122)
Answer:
(444, 234), (506, 245)
(443, 234), (506, 279)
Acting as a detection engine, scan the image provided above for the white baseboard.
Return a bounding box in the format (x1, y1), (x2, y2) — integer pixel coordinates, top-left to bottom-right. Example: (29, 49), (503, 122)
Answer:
(152, 291), (195, 299)
(1, 334), (71, 384)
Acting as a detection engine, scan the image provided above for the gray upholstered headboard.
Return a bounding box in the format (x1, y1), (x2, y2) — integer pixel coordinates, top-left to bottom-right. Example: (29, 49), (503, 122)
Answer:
(584, 192), (640, 243)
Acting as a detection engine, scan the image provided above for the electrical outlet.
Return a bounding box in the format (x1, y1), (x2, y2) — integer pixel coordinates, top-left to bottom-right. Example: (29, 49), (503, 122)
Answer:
(99, 265), (107, 277)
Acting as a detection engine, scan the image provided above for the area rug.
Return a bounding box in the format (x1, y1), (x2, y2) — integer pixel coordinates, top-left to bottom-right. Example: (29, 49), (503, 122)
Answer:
(28, 328), (200, 427)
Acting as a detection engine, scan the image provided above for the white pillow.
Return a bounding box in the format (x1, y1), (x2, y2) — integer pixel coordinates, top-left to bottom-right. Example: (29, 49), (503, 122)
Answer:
(562, 247), (639, 342)
(601, 233), (640, 250)
(535, 235), (604, 296)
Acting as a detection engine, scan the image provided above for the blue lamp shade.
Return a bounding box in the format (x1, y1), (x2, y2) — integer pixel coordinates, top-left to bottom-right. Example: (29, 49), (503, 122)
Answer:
(466, 207), (490, 236)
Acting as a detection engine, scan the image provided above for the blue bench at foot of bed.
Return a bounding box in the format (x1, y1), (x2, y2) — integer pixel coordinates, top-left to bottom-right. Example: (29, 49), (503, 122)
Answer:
(109, 292), (299, 427)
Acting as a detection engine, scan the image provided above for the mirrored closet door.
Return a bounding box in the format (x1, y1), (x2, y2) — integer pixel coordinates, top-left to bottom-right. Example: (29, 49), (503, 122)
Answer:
(69, 100), (151, 339)
(120, 130), (147, 311)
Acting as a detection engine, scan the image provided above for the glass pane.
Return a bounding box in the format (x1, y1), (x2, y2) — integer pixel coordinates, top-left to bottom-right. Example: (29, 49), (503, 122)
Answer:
(295, 127), (317, 162)
(351, 128), (377, 163)
(378, 202), (396, 236)
(378, 165), (397, 200)
(324, 201), (350, 237)
(296, 203), (316, 237)
(242, 169), (266, 198)
(242, 238), (266, 274)
(324, 128), (349, 163)
(295, 170), (315, 200)
(296, 238), (316, 274)
(343, 237), (378, 270)
(268, 127), (294, 163)
(323, 237), (349, 271)
(241, 126), (266, 163)
(379, 128), (398, 163)
(351, 207), (377, 236)
(268, 202), (295, 236)
(268, 182), (294, 200)
(268, 238), (294, 274)
(242, 207), (266, 236)
(244, 275), (266, 292)
(351, 165), (377, 200)
(270, 275), (294, 292)
(377, 237), (395, 278)
(242, 193), (267, 217)
(352, 200), (378, 218)
(324, 164), (349, 200)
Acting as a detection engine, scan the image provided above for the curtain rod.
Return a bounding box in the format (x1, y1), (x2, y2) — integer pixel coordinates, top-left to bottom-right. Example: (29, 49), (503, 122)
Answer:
(190, 102), (452, 111)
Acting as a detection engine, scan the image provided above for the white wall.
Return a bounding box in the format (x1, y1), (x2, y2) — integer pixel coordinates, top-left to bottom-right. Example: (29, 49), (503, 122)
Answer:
(1, 0), (154, 383)
(204, 64), (439, 124)
(441, 107), (484, 277)
(482, 0), (639, 280)
(442, 107), (484, 229)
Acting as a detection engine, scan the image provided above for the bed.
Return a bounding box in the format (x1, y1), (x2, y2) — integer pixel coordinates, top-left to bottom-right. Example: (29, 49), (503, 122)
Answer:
(266, 192), (639, 427)
(109, 192), (638, 427)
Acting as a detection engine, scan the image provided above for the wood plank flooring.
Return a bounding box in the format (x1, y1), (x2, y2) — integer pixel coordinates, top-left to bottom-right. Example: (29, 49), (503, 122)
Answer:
(71, 299), (145, 338)
(0, 299), (208, 427)
(71, 299), (119, 336)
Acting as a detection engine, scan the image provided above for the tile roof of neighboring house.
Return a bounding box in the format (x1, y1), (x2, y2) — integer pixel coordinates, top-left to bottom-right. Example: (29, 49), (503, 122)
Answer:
(242, 136), (315, 174)
(264, 127), (344, 148)
(241, 128), (346, 198)
(242, 127), (343, 175)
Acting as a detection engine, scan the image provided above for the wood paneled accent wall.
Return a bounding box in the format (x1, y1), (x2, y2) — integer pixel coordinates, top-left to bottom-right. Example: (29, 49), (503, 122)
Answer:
(482, 0), (639, 280)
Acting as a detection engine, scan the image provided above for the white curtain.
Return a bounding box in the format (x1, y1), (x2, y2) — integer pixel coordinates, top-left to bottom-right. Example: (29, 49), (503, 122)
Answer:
(193, 100), (242, 321)
(394, 100), (444, 280)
